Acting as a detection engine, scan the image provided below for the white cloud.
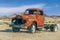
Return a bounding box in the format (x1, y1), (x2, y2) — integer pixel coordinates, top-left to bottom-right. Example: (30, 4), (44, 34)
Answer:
(0, 3), (46, 16)
(55, 5), (59, 7)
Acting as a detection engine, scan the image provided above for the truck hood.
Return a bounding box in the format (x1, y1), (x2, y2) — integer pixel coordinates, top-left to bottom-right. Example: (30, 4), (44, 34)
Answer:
(20, 14), (36, 19)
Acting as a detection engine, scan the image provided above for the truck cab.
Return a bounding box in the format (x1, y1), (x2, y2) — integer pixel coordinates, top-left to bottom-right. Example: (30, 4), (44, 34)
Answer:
(24, 8), (44, 26)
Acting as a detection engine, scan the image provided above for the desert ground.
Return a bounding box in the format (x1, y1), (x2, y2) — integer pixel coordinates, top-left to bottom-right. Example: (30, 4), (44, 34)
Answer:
(0, 16), (60, 40)
(0, 24), (60, 40)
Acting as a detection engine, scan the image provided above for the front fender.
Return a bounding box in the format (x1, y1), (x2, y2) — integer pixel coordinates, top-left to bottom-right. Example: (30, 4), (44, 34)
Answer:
(24, 20), (33, 27)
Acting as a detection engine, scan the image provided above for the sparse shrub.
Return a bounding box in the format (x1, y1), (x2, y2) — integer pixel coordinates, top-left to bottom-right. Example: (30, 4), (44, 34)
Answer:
(4, 22), (10, 25)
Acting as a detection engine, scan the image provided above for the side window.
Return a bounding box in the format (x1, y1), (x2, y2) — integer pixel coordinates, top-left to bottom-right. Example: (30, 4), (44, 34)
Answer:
(38, 11), (43, 15)
(25, 11), (29, 14)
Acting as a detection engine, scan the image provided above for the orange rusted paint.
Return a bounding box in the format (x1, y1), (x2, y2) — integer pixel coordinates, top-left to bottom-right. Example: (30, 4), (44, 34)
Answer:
(18, 8), (44, 27)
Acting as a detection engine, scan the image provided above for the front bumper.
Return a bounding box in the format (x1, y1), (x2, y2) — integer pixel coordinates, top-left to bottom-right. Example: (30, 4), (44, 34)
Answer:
(10, 23), (27, 29)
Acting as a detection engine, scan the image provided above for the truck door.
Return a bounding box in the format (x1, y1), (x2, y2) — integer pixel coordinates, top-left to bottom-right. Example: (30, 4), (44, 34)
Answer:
(36, 10), (44, 26)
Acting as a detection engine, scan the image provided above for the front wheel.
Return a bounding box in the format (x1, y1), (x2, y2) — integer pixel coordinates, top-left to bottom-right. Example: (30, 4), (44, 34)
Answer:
(28, 23), (36, 33)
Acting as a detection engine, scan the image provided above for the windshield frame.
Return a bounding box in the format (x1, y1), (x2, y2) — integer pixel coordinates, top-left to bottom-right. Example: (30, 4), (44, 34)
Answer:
(24, 9), (37, 14)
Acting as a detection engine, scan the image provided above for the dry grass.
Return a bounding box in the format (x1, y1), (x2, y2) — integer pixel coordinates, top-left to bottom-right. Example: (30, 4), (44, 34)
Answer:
(45, 16), (60, 24)
(0, 16), (60, 25)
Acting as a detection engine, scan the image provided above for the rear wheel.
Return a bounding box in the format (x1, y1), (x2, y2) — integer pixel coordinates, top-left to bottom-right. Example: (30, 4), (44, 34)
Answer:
(12, 27), (20, 32)
(28, 23), (36, 33)
(50, 24), (58, 32)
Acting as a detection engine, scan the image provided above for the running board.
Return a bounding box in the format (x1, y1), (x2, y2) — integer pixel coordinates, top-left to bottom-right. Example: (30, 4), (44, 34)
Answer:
(37, 27), (42, 28)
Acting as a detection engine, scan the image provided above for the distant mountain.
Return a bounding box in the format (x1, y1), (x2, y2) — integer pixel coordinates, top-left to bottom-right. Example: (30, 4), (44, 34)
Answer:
(0, 12), (60, 18)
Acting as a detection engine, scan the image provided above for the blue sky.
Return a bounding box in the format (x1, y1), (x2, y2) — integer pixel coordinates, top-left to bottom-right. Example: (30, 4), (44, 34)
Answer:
(0, 0), (60, 16)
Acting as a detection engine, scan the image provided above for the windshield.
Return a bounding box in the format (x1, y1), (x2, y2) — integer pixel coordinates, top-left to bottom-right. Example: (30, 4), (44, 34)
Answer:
(24, 9), (37, 14)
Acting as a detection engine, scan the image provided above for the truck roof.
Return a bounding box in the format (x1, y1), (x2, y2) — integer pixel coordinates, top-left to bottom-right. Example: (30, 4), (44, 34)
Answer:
(26, 8), (42, 11)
